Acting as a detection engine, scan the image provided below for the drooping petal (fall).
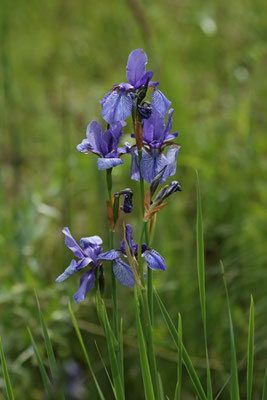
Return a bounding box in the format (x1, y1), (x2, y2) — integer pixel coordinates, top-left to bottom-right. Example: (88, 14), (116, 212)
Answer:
(99, 250), (122, 261)
(73, 270), (96, 303)
(152, 89), (171, 116)
(162, 145), (181, 181)
(97, 157), (124, 170)
(101, 90), (134, 124)
(142, 249), (167, 271)
(55, 259), (77, 282)
(113, 259), (135, 287)
(140, 149), (168, 184)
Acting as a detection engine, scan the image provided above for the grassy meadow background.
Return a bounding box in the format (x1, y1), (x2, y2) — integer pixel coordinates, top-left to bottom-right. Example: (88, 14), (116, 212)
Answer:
(1, 0), (266, 398)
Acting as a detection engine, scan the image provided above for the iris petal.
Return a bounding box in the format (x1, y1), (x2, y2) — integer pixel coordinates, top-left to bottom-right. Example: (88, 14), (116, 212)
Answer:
(142, 249), (167, 271)
(140, 150), (168, 184)
(126, 49), (148, 87)
(162, 145), (181, 181)
(73, 270), (96, 303)
(55, 259), (77, 282)
(62, 227), (85, 258)
(101, 90), (134, 124)
(80, 236), (103, 248)
(113, 259), (135, 287)
(97, 158), (123, 170)
(99, 250), (122, 261)
(152, 89), (171, 116)
(86, 121), (103, 154)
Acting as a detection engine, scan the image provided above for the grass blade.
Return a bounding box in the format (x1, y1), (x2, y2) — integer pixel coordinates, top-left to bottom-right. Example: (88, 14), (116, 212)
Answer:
(120, 318), (124, 389)
(262, 368), (267, 400)
(96, 294), (125, 400)
(154, 289), (207, 400)
(174, 313), (183, 400)
(134, 287), (155, 400)
(247, 295), (254, 400)
(0, 337), (14, 400)
(196, 170), (213, 399)
(221, 261), (240, 400)
(35, 292), (57, 378)
(158, 372), (165, 400)
(95, 341), (116, 398)
(68, 301), (105, 400)
(27, 327), (53, 398)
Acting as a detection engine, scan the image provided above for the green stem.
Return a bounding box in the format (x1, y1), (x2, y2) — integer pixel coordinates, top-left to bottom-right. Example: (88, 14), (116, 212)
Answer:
(137, 151), (159, 399)
(106, 169), (122, 381)
(138, 150), (153, 323)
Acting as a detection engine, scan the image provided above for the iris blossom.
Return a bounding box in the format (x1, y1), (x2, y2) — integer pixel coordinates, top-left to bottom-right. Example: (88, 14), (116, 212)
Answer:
(77, 120), (126, 170)
(113, 224), (167, 272)
(130, 107), (181, 183)
(100, 49), (171, 124)
(56, 228), (135, 302)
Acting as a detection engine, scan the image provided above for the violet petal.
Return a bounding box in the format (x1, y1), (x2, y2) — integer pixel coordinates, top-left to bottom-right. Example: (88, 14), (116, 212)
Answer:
(126, 49), (148, 87)
(113, 259), (135, 287)
(73, 270), (96, 303)
(142, 249), (167, 271)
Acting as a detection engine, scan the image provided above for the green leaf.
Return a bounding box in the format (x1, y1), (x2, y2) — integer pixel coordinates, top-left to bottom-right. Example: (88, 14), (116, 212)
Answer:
(134, 287), (155, 400)
(154, 289), (207, 400)
(0, 337), (14, 400)
(35, 292), (57, 378)
(120, 318), (124, 389)
(262, 368), (267, 400)
(95, 294), (125, 400)
(174, 313), (182, 400)
(247, 295), (254, 400)
(68, 301), (105, 400)
(95, 341), (116, 398)
(27, 327), (53, 398)
(158, 372), (165, 400)
(196, 170), (213, 400)
(221, 261), (240, 400)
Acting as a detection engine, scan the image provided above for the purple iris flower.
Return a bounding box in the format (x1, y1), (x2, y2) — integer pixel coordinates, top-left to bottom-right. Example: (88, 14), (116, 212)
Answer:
(77, 120), (126, 170)
(130, 107), (181, 183)
(114, 224), (167, 272)
(56, 227), (135, 302)
(100, 49), (170, 124)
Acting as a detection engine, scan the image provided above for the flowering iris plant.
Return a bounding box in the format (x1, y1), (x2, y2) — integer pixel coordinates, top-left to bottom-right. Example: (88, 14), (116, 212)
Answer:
(100, 49), (171, 124)
(56, 48), (185, 400)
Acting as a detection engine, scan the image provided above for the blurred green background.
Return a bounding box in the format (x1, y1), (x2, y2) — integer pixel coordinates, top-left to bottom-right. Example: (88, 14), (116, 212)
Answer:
(0, 0), (266, 398)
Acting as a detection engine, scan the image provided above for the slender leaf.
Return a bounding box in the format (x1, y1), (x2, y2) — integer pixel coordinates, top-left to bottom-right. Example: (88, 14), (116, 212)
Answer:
(154, 289), (207, 400)
(68, 301), (105, 400)
(95, 341), (116, 398)
(96, 294), (125, 400)
(0, 337), (14, 400)
(27, 327), (53, 398)
(120, 318), (124, 389)
(221, 261), (240, 400)
(134, 287), (155, 400)
(196, 170), (213, 400)
(262, 368), (267, 400)
(174, 313), (182, 400)
(247, 295), (254, 400)
(158, 372), (165, 400)
(35, 292), (57, 378)
(214, 376), (230, 400)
